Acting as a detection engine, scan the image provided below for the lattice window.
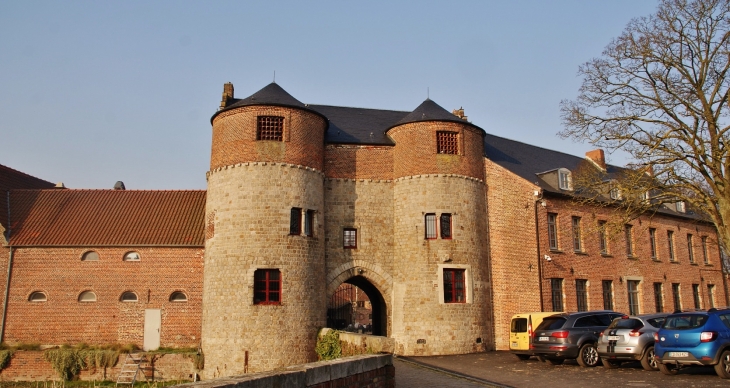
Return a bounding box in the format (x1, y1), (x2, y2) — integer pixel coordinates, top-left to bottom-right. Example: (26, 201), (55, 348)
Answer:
(257, 116), (284, 141)
(436, 131), (458, 154)
(254, 269), (281, 305)
(443, 269), (465, 303)
(343, 228), (357, 249)
(425, 213), (437, 239)
(440, 214), (452, 239)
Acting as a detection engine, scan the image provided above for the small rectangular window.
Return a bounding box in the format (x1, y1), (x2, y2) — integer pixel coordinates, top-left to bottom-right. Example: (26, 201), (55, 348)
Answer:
(649, 228), (657, 259)
(440, 213), (452, 239)
(576, 280), (588, 312)
(290, 208), (302, 235)
(654, 282), (663, 313)
(598, 221), (608, 254)
(602, 280), (613, 310)
(551, 278), (564, 312)
(692, 284), (701, 309)
(436, 131), (458, 154)
(687, 234), (695, 263)
(443, 268), (465, 303)
(672, 283), (681, 311)
(702, 236), (709, 264)
(708, 284), (716, 308)
(627, 280), (640, 315)
(425, 213), (437, 239)
(547, 213), (558, 250)
(572, 216), (582, 252)
(257, 116), (284, 141)
(343, 228), (357, 249)
(668, 231), (676, 261)
(625, 225), (634, 257)
(304, 209), (314, 237)
(254, 269), (281, 305)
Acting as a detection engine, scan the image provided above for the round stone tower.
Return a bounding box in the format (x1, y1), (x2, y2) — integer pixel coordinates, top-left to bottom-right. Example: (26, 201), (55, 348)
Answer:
(202, 83), (328, 377)
(387, 99), (490, 355)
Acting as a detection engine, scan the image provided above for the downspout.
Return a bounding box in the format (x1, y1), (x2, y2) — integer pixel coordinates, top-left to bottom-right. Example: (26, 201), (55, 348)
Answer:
(1, 190), (12, 343)
(534, 190), (544, 311)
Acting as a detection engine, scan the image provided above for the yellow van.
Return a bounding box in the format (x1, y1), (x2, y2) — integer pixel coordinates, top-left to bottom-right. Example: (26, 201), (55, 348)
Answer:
(509, 312), (562, 360)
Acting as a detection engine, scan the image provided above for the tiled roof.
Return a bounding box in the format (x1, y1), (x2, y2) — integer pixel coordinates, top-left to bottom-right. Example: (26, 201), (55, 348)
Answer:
(0, 164), (55, 233)
(7, 189), (206, 246)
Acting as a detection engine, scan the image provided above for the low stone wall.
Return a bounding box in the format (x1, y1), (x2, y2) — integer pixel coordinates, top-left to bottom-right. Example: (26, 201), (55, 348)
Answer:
(336, 331), (395, 355)
(0, 351), (196, 382)
(176, 354), (394, 388)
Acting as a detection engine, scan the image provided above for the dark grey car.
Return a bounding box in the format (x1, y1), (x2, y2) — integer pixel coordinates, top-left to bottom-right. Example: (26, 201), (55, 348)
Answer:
(532, 311), (624, 367)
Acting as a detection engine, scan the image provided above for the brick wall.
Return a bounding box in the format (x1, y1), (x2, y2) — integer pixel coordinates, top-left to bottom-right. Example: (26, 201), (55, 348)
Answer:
(1, 247), (203, 347)
(484, 160), (542, 350)
(210, 106), (326, 171)
(324, 145), (393, 180)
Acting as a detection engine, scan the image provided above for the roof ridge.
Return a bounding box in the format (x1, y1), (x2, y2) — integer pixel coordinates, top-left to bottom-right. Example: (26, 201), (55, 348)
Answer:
(307, 103), (409, 114)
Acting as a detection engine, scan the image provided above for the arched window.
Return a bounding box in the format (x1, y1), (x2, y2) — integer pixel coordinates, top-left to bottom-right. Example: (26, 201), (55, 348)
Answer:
(78, 291), (97, 302)
(123, 251), (140, 261)
(29, 291), (47, 302)
(169, 291), (188, 302)
(81, 251), (99, 261)
(120, 291), (138, 302)
(558, 168), (572, 191)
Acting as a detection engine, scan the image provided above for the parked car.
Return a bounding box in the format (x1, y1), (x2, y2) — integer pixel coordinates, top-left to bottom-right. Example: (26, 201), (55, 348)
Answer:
(654, 308), (730, 378)
(597, 313), (668, 370)
(532, 310), (624, 367)
(509, 312), (562, 360)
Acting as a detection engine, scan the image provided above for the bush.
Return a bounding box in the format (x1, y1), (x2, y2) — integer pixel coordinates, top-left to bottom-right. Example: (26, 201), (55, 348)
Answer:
(315, 329), (341, 361)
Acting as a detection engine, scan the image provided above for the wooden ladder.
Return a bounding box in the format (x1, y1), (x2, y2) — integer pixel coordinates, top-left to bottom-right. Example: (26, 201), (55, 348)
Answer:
(115, 353), (148, 387)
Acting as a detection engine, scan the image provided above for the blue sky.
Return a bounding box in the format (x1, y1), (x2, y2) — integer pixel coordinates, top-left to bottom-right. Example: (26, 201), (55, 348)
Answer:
(0, 1), (659, 189)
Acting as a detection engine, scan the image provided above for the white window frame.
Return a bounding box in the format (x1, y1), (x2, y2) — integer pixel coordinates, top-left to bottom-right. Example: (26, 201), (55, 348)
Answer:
(437, 264), (473, 304)
(558, 168), (572, 191)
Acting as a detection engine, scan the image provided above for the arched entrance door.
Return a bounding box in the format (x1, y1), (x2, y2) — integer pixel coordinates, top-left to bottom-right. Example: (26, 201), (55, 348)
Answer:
(326, 275), (387, 336)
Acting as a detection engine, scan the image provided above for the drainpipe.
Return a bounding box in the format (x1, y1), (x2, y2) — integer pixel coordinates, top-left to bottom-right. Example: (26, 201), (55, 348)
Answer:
(534, 190), (544, 311)
(1, 246), (12, 343)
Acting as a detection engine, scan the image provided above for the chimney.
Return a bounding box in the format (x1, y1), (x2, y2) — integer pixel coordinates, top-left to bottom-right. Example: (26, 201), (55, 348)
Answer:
(219, 82), (234, 110)
(54, 182), (66, 189)
(114, 181), (126, 190)
(585, 149), (606, 171)
(452, 107), (468, 121)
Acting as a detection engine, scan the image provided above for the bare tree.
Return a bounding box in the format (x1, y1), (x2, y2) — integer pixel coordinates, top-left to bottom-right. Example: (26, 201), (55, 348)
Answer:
(560, 0), (730, 268)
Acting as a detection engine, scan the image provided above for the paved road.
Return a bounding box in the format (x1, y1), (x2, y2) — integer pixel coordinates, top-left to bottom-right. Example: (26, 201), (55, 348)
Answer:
(396, 351), (729, 388)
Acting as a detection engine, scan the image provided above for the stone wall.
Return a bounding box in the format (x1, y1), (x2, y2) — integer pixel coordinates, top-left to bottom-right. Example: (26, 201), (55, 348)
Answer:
(177, 354), (394, 388)
(0, 246), (203, 347)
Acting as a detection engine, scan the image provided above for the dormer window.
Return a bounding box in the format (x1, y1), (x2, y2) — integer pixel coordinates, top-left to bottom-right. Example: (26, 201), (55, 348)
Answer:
(610, 187), (622, 200)
(676, 201), (686, 213)
(257, 116), (284, 141)
(436, 131), (458, 155)
(558, 168), (572, 191)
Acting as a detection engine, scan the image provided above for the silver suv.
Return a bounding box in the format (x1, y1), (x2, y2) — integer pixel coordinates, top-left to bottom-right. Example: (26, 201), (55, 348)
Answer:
(532, 311), (624, 367)
(597, 313), (668, 370)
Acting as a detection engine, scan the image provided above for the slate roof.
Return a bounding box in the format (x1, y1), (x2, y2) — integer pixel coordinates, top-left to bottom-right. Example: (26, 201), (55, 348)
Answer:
(310, 105), (402, 145)
(7, 189), (206, 246)
(0, 164), (55, 233)
(392, 99), (481, 131)
(213, 82), (327, 123)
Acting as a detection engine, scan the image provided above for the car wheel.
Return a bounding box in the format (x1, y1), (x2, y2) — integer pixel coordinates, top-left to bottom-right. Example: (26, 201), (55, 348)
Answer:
(577, 343), (599, 367)
(601, 358), (620, 369)
(546, 357), (564, 365)
(640, 346), (658, 371)
(515, 354), (530, 361)
(714, 349), (730, 379)
(658, 362), (679, 375)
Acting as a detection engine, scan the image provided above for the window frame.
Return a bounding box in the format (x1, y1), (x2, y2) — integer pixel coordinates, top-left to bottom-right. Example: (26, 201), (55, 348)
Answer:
(572, 216), (582, 252)
(290, 207), (302, 235)
(120, 291), (138, 303)
(81, 251), (99, 261)
(256, 116), (284, 141)
(169, 291), (188, 302)
(551, 278), (564, 312)
(649, 228), (657, 259)
(29, 291), (47, 302)
(598, 221), (608, 255)
(672, 283), (681, 312)
(702, 236), (709, 264)
(692, 284), (701, 309)
(425, 213), (437, 240)
(654, 282), (663, 313)
(576, 279), (588, 312)
(625, 224), (634, 257)
(254, 269), (281, 305)
(78, 291), (97, 303)
(558, 169), (572, 191)
(123, 251), (141, 261)
(440, 213), (452, 239)
(304, 209), (314, 237)
(668, 230), (676, 261)
(602, 280), (613, 310)
(627, 280), (640, 315)
(343, 228), (357, 249)
(436, 131), (459, 155)
(547, 213), (558, 250)
(687, 234), (695, 263)
(708, 284), (716, 308)
(442, 268), (466, 304)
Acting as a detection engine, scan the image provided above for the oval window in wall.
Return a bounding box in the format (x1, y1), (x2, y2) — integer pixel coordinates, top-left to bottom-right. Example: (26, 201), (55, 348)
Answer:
(169, 291), (188, 302)
(120, 291), (138, 302)
(29, 291), (47, 302)
(81, 251), (100, 261)
(78, 291), (97, 302)
(123, 252), (140, 261)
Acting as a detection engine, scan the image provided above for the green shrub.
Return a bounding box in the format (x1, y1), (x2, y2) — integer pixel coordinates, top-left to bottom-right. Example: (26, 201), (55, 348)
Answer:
(0, 349), (13, 370)
(44, 348), (87, 380)
(315, 329), (341, 361)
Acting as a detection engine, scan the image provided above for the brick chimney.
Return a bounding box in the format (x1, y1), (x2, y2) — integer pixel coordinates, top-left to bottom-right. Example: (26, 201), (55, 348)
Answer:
(219, 82), (234, 110)
(585, 149), (607, 171)
(452, 107), (468, 121)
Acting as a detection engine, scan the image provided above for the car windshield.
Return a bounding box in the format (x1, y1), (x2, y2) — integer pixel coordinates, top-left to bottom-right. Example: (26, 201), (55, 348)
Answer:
(608, 318), (643, 330)
(536, 317), (566, 331)
(663, 314), (708, 330)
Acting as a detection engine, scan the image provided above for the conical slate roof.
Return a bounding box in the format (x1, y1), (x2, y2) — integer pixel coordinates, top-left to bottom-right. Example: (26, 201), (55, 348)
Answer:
(388, 98), (484, 134)
(226, 82), (306, 110)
